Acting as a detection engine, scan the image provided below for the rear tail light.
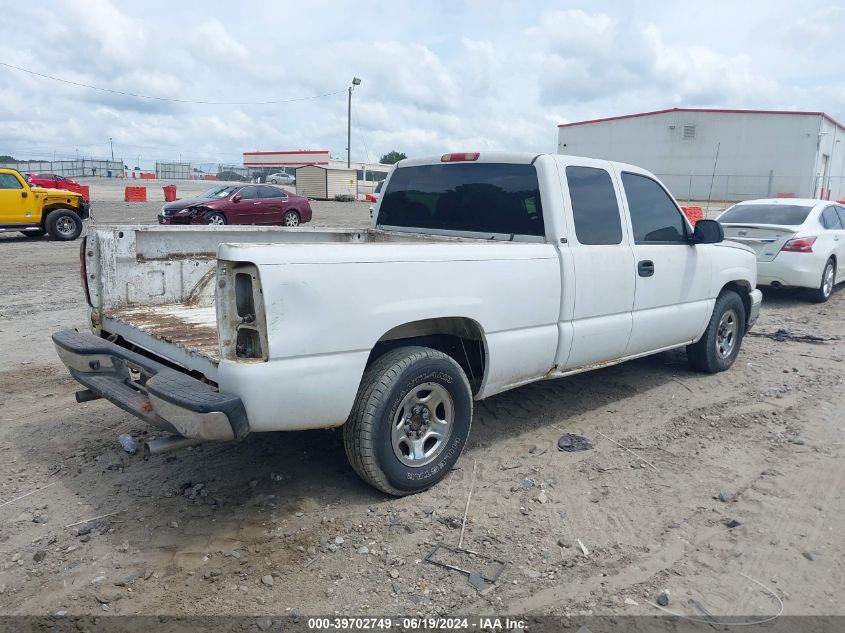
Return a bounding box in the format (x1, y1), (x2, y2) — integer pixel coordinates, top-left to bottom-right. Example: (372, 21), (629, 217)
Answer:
(781, 236), (816, 253)
(441, 152), (480, 162)
(79, 236), (92, 306)
(221, 264), (268, 361)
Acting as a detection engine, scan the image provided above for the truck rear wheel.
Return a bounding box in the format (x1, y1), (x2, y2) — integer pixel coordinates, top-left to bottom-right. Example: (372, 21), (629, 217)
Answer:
(686, 289), (746, 373)
(46, 209), (82, 241)
(343, 346), (472, 496)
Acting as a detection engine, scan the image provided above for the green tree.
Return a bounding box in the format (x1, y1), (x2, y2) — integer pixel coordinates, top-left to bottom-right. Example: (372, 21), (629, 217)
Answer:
(379, 150), (407, 165)
(0, 155), (16, 162)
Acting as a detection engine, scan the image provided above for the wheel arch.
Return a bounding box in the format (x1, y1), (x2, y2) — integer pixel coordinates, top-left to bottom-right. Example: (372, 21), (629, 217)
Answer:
(367, 317), (488, 395)
(720, 280), (752, 329)
(42, 204), (78, 224)
(201, 207), (227, 221)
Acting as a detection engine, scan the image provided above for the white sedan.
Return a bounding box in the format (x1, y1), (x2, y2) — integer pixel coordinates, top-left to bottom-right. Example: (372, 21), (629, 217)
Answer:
(267, 172), (295, 185)
(718, 198), (845, 302)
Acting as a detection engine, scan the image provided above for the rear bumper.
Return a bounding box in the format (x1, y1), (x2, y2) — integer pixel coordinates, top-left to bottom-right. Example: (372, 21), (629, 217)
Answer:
(747, 288), (762, 331)
(757, 255), (824, 289)
(52, 329), (249, 441)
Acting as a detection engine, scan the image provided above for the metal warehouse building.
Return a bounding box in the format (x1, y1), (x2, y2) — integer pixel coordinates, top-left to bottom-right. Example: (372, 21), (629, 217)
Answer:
(557, 108), (845, 201)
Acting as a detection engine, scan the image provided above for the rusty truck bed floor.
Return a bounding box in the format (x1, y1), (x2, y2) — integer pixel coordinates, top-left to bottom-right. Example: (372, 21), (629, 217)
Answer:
(105, 303), (220, 362)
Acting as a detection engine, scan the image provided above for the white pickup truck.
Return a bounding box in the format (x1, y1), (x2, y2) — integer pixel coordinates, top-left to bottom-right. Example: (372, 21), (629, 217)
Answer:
(54, 152), (762, 495)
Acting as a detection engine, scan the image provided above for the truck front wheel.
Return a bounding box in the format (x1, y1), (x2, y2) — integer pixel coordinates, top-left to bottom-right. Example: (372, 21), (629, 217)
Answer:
(686, 289), (746, 373)
(46, 209), (83, 241)
(343, 346), (472, 496)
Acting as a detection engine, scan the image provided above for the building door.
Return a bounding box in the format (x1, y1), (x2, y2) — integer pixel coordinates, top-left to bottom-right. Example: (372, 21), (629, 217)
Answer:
(819, 154), (830, 199)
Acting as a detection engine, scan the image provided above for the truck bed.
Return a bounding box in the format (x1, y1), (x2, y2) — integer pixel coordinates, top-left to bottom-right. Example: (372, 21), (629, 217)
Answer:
(87, 224), (509, 382)
(106, 304), (219, 361)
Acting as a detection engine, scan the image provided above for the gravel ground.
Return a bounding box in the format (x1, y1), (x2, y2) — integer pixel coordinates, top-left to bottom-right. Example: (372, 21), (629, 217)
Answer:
(0, 179), (842, 619)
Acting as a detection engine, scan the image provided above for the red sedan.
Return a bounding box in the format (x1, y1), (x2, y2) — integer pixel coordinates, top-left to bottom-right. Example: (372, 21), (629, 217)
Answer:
(27, 173), (83, 189)
(158, 184), (312, 226)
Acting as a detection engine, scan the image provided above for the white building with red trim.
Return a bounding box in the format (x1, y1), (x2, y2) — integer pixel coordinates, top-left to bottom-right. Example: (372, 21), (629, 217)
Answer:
(557, 108), (845, 201)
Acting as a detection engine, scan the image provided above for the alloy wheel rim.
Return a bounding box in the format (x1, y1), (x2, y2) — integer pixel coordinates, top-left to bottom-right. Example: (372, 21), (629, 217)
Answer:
(391, 382), (454, 468)
(285, 213), (299, 226)
(56, 216), (76, 236)
(823, 265), (834, 297)
(716, 308), (738, 359)
(210, 215), (224, 225)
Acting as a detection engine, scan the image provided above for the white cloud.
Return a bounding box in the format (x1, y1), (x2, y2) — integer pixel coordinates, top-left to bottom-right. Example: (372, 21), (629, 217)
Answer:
(0, 1), (842, 166)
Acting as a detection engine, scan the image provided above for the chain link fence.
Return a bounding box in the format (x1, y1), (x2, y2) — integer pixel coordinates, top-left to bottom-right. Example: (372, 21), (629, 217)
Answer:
(0, 159), (125, 178)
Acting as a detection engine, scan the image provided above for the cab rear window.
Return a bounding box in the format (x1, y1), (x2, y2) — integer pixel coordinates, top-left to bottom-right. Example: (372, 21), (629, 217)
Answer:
(718, 204), (812, 226)
(377, 163), (544, 237)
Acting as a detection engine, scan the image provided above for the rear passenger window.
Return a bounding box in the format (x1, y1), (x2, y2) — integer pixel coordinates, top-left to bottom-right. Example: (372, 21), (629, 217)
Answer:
(820, 207), (842, 230)
(259, 186), (286, 198)
(566, 166), (622, 245)
(622, 173), (687, 243)
(836, 206), (845, 228)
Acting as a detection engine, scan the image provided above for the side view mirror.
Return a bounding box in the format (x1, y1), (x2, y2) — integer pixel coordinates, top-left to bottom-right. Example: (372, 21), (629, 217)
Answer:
(691, 219), (723, 244)
(231, 194), (242, 203)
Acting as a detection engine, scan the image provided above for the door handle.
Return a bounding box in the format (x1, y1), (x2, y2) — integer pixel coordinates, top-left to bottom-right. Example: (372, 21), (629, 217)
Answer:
(638, 260), (655, 277)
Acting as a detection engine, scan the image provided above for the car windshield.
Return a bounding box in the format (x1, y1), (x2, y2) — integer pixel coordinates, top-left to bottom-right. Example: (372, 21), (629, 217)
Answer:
(200, 186), (238, 199)
(718, 203), (813, 226)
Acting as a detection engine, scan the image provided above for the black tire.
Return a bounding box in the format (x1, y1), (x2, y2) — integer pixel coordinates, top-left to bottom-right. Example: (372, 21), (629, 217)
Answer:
(20, 229), (47, 238)
(687, 290), (746, 373)
(807, 258), (835, 303)
(270, 179), (278, 184)
(343, 346), (472, 496)
(45, 209), (82, 241)
(206, 211), (227, 226)
(283, 210), (300, 227)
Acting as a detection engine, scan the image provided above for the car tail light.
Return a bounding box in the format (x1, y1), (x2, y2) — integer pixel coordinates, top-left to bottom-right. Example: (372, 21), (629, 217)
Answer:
(79, 236), (92, 305)
(441, 152), (480, 162)
(781, 236), (816, 253)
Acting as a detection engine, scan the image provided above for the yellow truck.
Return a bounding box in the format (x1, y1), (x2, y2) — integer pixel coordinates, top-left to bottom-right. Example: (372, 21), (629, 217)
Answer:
(0, 168), (90, 240)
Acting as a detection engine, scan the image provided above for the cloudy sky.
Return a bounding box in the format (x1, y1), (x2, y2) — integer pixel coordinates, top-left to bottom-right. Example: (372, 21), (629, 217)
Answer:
(1, 0), (843, 169)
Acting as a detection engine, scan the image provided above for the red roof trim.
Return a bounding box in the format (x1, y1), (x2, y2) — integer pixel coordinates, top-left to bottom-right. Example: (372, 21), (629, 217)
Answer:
(245, 161), (330, 165)
(557, 108), (845, 131)
(243, 150), (330, 156)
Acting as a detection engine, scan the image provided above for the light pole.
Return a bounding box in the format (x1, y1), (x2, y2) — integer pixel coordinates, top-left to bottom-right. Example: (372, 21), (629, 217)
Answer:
(109, 137), (114, 162)
(348, 77), (361, 168)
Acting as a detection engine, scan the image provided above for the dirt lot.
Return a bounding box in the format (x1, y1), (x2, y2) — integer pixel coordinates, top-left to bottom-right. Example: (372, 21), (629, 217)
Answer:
(0, 179), (843, 620)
